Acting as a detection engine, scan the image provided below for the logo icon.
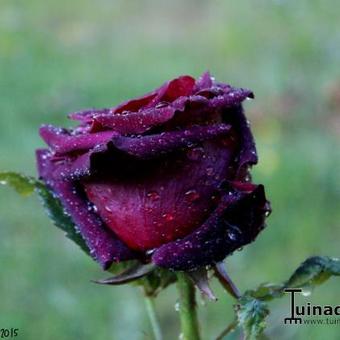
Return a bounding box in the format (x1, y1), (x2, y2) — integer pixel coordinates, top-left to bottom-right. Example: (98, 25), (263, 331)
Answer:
(284, 288), (303, 324)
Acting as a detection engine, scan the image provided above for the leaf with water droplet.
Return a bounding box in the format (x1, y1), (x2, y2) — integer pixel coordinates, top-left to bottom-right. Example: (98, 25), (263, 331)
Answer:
(0, 171), (36, 196)
(286, 256), (340, 289)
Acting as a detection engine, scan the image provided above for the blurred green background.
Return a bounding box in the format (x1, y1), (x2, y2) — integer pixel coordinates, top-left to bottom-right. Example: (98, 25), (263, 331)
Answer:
(1, 0), (340, 339)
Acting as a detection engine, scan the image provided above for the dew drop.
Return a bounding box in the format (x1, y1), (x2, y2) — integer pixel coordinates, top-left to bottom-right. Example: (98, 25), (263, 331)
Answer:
(206, 167), (214, 176)
(162, 213), (174, 222)
(147, 191), (160, 201)
(301, 289), (311, 297)
(105, 205), (113, 213)
(187, 147), (204, 161)
(146, 249), (155, 256)
(227, 226), (242, 241)
(175, 302), (180, 312)
(155, 101), (168, 109)
(184, 189), (200, 202)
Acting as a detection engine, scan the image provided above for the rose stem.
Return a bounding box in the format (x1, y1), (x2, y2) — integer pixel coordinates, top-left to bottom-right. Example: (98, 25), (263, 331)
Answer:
(144, 295), (163, 340)
(176, 272), (201, 340)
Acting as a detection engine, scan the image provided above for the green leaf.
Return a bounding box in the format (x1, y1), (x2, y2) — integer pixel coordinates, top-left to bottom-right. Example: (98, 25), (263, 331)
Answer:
(0, 171), (36, 195)
(246, 283), (285, 301)
(235, 296), (269, 340)
(286, 256), (340, 289)
(0, 171), (89, 255)
(35, 181), (89, 254)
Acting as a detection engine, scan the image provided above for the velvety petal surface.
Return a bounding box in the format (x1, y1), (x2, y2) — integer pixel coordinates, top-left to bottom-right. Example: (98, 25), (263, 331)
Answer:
(82, 137), (238, 251)
(40, 125), (119, 155)
(152, 184), (270, 270)
(43, 123), (232, 182)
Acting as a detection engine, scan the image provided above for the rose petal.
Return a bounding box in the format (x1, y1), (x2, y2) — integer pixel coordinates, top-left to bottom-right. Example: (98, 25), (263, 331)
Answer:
(110, 123), (231, 159)
(69, 108), (111, 123)
(40, 125), (119, 155)
(194, 71), (214, 91)
(223, 105), (258, 177)
(82, 139), (237, 251)
(36, 149), (136, 269)
(152, 184), (270, 270)
(91, 106), (175, 134)
(160, 75), (195, 102)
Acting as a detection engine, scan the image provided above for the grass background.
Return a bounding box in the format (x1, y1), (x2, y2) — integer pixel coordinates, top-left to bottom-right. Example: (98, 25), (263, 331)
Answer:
(1, 0), (340, 339)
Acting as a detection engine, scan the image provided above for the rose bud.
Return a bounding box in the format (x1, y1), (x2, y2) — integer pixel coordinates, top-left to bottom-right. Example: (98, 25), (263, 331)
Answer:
(36, 72), (271, 273)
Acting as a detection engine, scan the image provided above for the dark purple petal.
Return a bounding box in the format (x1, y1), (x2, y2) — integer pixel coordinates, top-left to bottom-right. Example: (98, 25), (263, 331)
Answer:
(36, 149), (136, 269)
(90, 106), (175, 134)
(110, 123), (231, 159)
(194, 71), (213, 91)
(40, 125), (119, 155)
(82, 138), (237, 251)
(160, 75), (195, 102)
(164, 88), (253, 130)
(152, 184), (270, 270)
(223, 105), (258, 177)
(41, 123), (233, 182)
(69, 108), (111, 123)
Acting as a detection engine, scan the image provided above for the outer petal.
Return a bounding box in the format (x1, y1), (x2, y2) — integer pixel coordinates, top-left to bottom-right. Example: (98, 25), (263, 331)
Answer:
(194, 71), (213, 91)
(40, 125), (119, 155)
(90, 106), (176, 134)
(82, 138), (237, 251)
(223, 105), (258, 178)
(36, 149), (136, 269)
(110, 123), (231, 159)
(152, 184), (270, 270)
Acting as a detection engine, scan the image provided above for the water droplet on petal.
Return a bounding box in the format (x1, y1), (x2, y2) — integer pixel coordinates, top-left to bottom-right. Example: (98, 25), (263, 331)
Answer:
(227, 225), (242, 241)
(184, 189), (200, 202)
(147, 191), (160, 201)
(206, 167), (214, 176)
(156, 101), (168, 109)
(162, 213), (174, 222)
(105, 205), (113, 213)
(187, 147), (204, 161)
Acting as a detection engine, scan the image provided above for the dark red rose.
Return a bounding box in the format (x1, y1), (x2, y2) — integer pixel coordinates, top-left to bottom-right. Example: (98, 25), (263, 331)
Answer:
(36, 72), (270, 271)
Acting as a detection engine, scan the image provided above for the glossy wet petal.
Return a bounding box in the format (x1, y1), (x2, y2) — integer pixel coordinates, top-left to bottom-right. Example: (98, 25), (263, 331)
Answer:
(152, 184), (270, 270)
